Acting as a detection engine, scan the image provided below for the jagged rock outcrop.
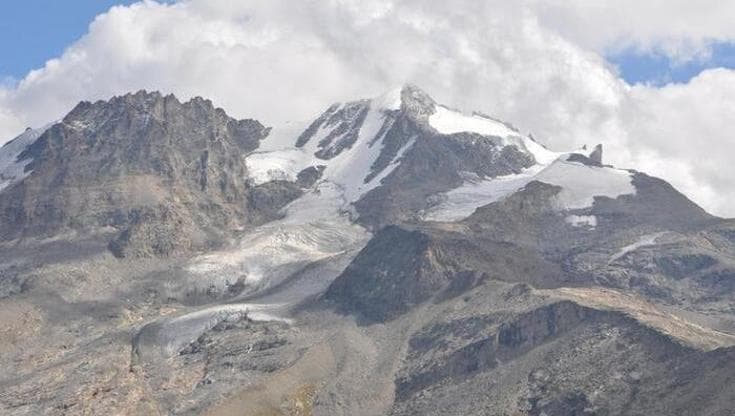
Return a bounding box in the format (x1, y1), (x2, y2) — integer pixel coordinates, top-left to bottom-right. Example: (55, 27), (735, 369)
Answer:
(0, 91), (299, 256)
(589, 143), (603, 165)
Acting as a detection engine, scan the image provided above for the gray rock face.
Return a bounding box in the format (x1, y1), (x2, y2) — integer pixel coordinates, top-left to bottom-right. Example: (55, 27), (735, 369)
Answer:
(395, 301), (599, 400)
(400, 83), (437, 119)
(296, 100), (371, 159)
(589, 143), (603, 165)
(586, 172), (715, 231)
(390, 294), (735, 416)
(295, 165), (325, 188)
(0, 91), (298, 257)
(325, 221), (565, 322)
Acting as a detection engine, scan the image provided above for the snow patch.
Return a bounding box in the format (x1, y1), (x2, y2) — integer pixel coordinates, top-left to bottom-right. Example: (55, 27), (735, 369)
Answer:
(320, 107), (398, 202)
(426, 104), (560, 166)
(609, 232), (666, 264)
(537, 160), (635, 210)
(429, 105), (520, 140)
(259, 121), (310, 152)
(424, 156), (635, 222)
(517, 135), (561, 165)
(425, 164), (546, 221)
(364, 137), (415, 191)
(566, 215), (598, 228)
(138, 303), (292, 357)
(246, 148), (311, 185)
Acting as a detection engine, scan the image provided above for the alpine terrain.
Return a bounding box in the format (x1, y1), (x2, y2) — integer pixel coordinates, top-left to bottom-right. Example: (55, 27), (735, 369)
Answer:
(1, 85), (734, 415)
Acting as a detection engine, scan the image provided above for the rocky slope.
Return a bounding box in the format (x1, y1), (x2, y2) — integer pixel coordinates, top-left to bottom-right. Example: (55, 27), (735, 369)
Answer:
(0, 91), (304, 257)
(0, 85), (734, 416)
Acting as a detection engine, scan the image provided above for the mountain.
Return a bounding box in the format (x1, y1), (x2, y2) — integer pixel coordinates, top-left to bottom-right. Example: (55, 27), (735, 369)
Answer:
(1, 85), (734, 415)
(0, 91), (305, 257)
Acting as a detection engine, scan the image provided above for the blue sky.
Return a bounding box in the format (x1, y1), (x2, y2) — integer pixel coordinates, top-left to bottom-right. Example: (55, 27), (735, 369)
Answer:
(608, 42), (735, 85)
(0, 0), (136, 82)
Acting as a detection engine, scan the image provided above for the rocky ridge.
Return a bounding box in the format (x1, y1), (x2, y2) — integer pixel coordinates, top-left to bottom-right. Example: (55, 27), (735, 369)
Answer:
(0, 91), (304, 257)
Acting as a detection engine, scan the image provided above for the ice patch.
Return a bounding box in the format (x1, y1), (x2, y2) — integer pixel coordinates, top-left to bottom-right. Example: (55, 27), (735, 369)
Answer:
(537, 160), (635, 210)
(425, 164), (547, 221)
(148, 183), (372, 358)
(246, 148), (311, 185)
(424, 156), (635, 222)
(609, 232), (666, 264)
(135, 303), (292, 358)
(566, 215), (598, 228)
(186, 182), (369, 292)
(429, 105), (520, 140)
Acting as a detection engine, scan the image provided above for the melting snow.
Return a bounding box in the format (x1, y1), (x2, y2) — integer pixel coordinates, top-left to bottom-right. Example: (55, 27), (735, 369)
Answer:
(170, 96), (409, 356)
(246, 148), (311, 184)
(566, 215), (598, 228)
(537, 159), (635, 210)
(609, 232), (667, 264)
(140, 89), (642, 357)
(153, 182), (371, 357)
(425, 156), (635, 222)
(138, 303), (293, 357)
(185, 182), (369, 290)
(425, 164), (547, 221)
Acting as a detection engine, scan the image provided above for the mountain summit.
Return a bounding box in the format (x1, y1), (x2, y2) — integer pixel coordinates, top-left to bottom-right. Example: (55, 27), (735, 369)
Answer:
(0, 91), (301, 256)
(1, 86), (734, 415)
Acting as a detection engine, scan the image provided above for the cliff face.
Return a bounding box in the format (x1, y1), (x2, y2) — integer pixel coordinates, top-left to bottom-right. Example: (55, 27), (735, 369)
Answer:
(0, 91), (299, 256)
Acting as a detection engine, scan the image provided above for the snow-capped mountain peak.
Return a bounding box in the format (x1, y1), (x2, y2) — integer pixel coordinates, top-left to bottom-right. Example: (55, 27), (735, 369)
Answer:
(246, 86), (421, 200)
(245, 85), (639, 227)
